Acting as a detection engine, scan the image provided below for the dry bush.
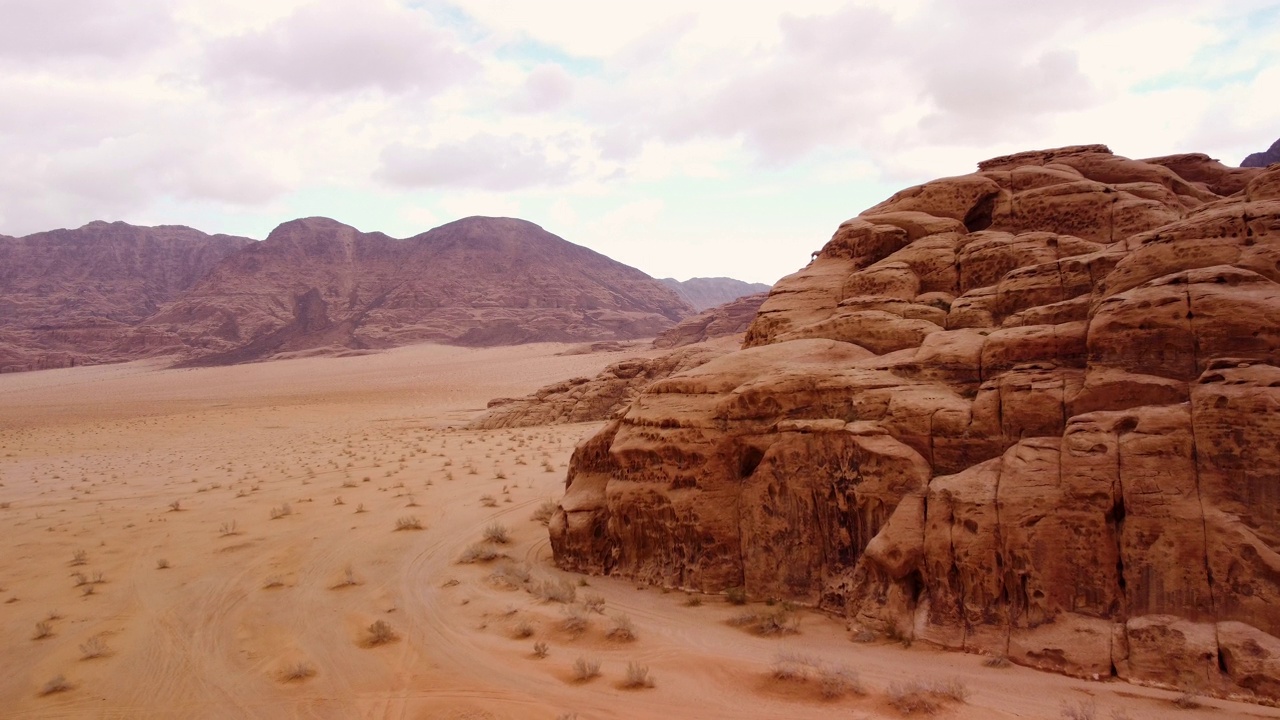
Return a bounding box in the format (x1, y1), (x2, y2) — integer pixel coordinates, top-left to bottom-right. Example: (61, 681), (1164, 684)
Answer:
(581, 592), (606, 614)
(479, 494), (498, 507)
(531, 499), (557, 524)
(683, 594), (703, 607)
(607, 613), (636, 641)
(263, 575), (285, 589)
(81, 585), (95, 597)
(887, 678), (969, 715)
(366, 619), (396, 646)
(1173, 692), (1201, 709)
(571, 656), (601, 682)
(725, 586), (747, 605)
(394, 515), (423, 531)
(457, 542), (504, 564)
(39, 674), (71, 696)
(513, 620), (535, 639)
(730, 607), (799, 636)
(1061, 699), (1097, 720)
(33, 620), (53, 640)
(622, 661), (655, 689)
(282, 661), (315, 681)
(168, 500), (182, 512)
(269, 503), (292, 519)
(156, 558), (170, 569)
(72, 572), (88, 587)
(533, 641), (549, 658)
(219, 520), (238, 536)
(79, 635), (108, 659)
(817, 665), (864, 699)
(483, 522), (510, 544)
(70, 550), (87, 566)
(561, 605), (589, 636)
(983, 654), (1011, 668)
(536, 578), (576, 604)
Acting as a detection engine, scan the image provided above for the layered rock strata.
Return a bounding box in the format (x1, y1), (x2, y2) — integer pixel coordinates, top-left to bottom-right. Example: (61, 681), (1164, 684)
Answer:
(550, 146), (1280, 701)
(653, 292), (768, 349)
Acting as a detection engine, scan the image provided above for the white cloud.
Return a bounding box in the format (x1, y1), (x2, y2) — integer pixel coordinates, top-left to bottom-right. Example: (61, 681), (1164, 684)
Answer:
(377, 135), (573, 190)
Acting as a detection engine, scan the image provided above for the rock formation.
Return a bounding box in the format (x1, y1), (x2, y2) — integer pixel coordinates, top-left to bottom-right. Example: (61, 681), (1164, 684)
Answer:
(661, 276), (772, 311)
(653, 292), (768, 349)
(471, 341), (733, 429)
(1243, 137), (1280, 168)
(0, 222), (252, 372)
(550, 145), (1280, 702)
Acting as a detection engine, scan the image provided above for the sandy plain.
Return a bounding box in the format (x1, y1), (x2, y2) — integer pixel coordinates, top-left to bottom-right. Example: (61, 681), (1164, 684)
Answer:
(0, 342), (1276, 720)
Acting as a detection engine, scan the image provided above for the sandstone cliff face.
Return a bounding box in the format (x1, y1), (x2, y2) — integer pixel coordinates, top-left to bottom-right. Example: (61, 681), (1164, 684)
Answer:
(653, 292), (768, 349)
(1243, 138), (1280, 168)
(137, 216), (693, 365)
(0, 222), (252, 372)
(550, 146), (1280, 701)
(661, 276), (772, 311)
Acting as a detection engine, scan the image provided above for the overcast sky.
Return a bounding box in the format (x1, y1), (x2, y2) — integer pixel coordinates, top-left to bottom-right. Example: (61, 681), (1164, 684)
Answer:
(2, 0), (1277, 283)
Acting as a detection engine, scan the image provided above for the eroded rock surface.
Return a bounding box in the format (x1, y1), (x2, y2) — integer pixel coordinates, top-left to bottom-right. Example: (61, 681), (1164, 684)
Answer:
(551, 145), (1280, 701)
(653, 292), (768, 349)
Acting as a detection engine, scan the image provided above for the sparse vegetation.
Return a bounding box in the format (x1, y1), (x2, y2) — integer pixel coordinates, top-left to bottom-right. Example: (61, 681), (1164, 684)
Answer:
(533, 641), (549, 658)
(1173, 691), (1201, 709)
(886, 678), (969, 715)
(79, 635), (108, 659)
(479, 494), (498, 507)
(513, 620), (535, 638)
(726, 586), (747, 605)
(581, 592), (606, 614)
(1061, 699), (1096, 720)
(458, 542), (503, 564)
(561, 605), (589, 636)
(33, 620), (53, 640)
(571, 656), (601, 682)
(156, 558), (170, 569)
(40, 674), (71, 696)
(729, 606), (800, 636)
(70, 550), (87, 566)
(984, 654), (1011, 668)
(622, 661), (655, 689)
(532, 499), (557, 524)
(769, 653), (864, 698)
(536, 577), (576, 604)
(269, 503), (292, 519)
(395, 515), (423, 531)
(168, 500), (182, 512)
(683, 594), (703, 607)
(607, 613), (636, 641)
(483, 522), (510, 544)
(282, 661), (315, 681)
(366, 619), (396, 646)
(219, 520), (238, 536)
(264, 575), (285, 589)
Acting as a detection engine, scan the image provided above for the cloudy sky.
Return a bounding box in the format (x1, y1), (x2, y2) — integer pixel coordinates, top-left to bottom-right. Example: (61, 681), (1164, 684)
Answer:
(2, 0), (1277, 283)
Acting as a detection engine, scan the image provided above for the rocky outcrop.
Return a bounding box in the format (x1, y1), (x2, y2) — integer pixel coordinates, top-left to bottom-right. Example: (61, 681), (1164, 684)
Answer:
(1243, 138), (1280, 168)
(470, 342), (732, 429)
(0, 222), (252, 372)
(550, 145), (1280, 702)
(653, 292), (767, 349)
(661, 277), (772, 311)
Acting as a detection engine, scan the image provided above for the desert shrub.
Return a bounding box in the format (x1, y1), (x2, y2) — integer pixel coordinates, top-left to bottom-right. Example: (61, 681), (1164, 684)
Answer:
(725, 586), (747, 605)
(33, 620), (53, 640)
(483, 522), (510, 544)
(366, 620), (396, 646)
(513, 620), (534, 638)
(71, 550), (87, 566)
(732, 608), (799, 636)
(581, 592), (606, 614)
(168, 500), (182, 512)
(1173, 692), (1201, 709)
(683, 594), (703, 607)
(852, 628), (876, 643)
(282, 661), (315, 681)
(607, 613), (636, 641)
(623, 661), (655, 689)
(887, 678), (968, 714)
(395, 515), (423, 531)
(817, 665), (864, 698)
(457, 543), (503, 564)
(984, 654), (1011, 668)
(536, 578), (576, 604)
(571, 656), (601, 682)
(40, 674), (71, 695)
(269, 503), (292, 519)
(561, 605), (589, 636)
(219, 520), (238, 536)
(1061, 699), (1096, 720)
(532, 499), (557, 524)
(264, 575), (285, 589)
(79, 635), (108, 659)
(479, 494), (497, 507)
(533, 641), (549, 658)
(156, 558), (170, 569)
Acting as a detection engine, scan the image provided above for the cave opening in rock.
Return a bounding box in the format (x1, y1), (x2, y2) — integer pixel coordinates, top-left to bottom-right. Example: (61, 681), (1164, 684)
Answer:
(963, 191), (999, 232)
(738, 446), (764, 479)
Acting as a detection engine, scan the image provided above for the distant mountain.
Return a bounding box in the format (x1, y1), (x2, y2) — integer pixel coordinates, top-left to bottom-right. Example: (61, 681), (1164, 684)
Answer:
(1242, 137), (1280, 168)
(659, 276), (771, 311)
(0, 216), (698, 372)
(0, 221), (252, 371)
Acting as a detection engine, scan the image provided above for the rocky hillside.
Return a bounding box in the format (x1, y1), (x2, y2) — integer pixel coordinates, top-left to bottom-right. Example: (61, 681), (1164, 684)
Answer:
(550, 145), (1280, 701)
(1243, 137), (1280, 168)
(0, 222), (252, 372)
(653, 292), (768, 349)
(661, 276), (771, 311)
(1, 216), (696, 370)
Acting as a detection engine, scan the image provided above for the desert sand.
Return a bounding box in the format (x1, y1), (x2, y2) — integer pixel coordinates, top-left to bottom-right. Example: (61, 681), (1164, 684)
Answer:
(1, 342), (1274, 719)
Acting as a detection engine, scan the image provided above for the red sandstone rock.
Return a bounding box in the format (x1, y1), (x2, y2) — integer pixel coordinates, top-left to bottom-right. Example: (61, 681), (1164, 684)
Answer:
(551, 147), (1280, 702)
